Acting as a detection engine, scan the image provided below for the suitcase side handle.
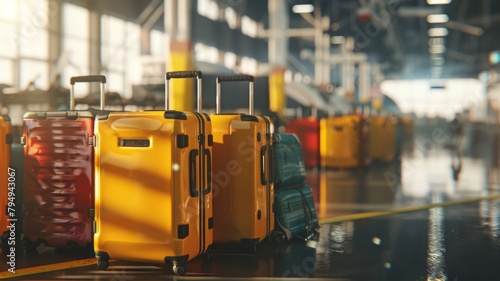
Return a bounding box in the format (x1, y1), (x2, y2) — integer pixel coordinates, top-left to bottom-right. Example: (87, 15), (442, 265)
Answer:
(189, 149), (199, 197)
(69, 75), (107, 110)
(165, 71), (203, 112)
(216, 75), (254, 115)
(260, 146), (267, 185)
(204, 149), (211, 195)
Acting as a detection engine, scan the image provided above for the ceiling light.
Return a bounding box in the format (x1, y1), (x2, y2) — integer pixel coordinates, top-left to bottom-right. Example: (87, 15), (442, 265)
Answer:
(292, 4), (314, 14)
(429, 45), (446, 54)
(431, 68), (443, 76)
(427, 14), (449, 23)
(427, 0), (452, 4)
(431, 56), (445, 65)
(489, 51), (500, 64)
(428, 27), (449, 37)
(331, 36), (346, 44)
(428, 37), (445, 46)
(356, 7), (373, 22)
(479, 71), (491, 82)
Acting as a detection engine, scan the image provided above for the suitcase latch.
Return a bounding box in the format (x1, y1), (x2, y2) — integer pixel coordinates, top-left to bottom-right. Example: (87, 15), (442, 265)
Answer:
(20, 136), (26, 146)
(88, 135), (96, 147)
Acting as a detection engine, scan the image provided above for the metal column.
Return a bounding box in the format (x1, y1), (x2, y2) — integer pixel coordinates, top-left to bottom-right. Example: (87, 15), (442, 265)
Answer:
(166, 0), (194, 111)
(268, 0), (288, 116)
(89, 1), (101, 93)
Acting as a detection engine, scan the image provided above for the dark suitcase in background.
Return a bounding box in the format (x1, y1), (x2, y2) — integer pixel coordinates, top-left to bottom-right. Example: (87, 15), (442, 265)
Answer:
(21, 75), (106, 251)
(272, 133), (306, 187)
(272, 133), (319, 245)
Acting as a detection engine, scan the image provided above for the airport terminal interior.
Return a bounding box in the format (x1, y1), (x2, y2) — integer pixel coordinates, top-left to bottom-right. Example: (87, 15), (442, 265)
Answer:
(2, 0), (500, 280)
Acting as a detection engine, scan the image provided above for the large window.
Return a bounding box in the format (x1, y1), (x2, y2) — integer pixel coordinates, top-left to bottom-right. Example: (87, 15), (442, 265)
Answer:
(150, 29), (167, 58)
(0, 59), (14, 85)
(101, 15), (141, 99)
(62, 3), (89, 96)
(0, 0), (49, 89)
(197, 0), (221, 21)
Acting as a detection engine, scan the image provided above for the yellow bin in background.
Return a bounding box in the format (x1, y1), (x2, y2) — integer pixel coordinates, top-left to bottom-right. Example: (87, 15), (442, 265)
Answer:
(369, 116), (397, 162)
(320, 115), (369, 169)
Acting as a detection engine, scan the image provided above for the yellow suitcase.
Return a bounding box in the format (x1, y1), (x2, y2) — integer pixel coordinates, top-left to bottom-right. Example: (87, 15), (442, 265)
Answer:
(401, 115), (414, 153)
(1, 115), (12, 244)
(93, 71), (212, 275)
(211, 75), (274, 252)
(320, 115), (369, 168)
(369, 116), (397, 162)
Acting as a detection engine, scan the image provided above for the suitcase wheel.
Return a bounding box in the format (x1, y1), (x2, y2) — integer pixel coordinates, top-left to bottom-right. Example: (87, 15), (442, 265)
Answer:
(270, 230), (288, 245)
(241, 238), (259, 254)
(306, 239), (318, 249)
(97, 259), (109, 270)
(172, 264), (186, 275)
(22, 237), (39, 256)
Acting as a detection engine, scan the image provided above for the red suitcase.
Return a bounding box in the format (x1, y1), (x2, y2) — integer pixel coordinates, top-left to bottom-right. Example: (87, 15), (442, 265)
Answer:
(21, 75), (105, 250)
(285, 118), (320, 168)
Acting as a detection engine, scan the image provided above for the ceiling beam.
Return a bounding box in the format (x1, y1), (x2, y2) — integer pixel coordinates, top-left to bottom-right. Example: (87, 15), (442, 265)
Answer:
(445, 20), (484, 36)
(143, 2), (164, 31)
(396, 7), (443, 17)
(136, 0), (162, 26)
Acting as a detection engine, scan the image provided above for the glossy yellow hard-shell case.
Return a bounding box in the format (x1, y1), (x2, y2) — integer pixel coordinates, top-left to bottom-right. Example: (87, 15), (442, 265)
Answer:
(211, 114), (274, 250)
(93, 110), (213, 269)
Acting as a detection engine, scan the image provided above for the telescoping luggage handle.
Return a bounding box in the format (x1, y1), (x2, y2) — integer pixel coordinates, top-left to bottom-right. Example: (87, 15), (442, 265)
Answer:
(165, 71), (203, 112)
(166, 71), (210, 198)
(216, 75), (254, 115)
(70, 75), (106, 110)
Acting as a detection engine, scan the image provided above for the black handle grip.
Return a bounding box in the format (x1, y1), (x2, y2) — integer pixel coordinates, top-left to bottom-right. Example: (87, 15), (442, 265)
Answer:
(204, 149), (211, 195)
(216, 75), (254, 83)
(268, 145), (274, 185)
(189, 150), (199, 197)
(70, 75), (106, 85)
(166, 71), (202, 80)
(260, 146), (267, 185)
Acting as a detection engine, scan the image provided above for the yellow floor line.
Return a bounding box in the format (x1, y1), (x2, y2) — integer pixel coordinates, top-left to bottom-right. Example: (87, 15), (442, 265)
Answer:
(0, 258), (96, 279)
(319, 194), (500, 225)
(4, 196), (500, 279)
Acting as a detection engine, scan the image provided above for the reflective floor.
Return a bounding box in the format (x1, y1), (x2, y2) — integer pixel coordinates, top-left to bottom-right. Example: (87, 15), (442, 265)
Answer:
(1, 120), (500, 281)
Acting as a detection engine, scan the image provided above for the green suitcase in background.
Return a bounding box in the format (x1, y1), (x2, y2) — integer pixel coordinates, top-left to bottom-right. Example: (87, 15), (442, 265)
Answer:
(272, 133), (319, 245)
(272, 133), (306, 187)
